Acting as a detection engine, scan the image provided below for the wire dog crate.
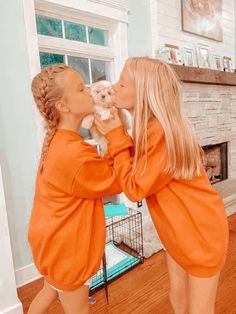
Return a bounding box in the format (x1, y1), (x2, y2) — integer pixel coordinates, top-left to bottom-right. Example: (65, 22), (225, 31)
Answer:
(90, 208), (144, 295)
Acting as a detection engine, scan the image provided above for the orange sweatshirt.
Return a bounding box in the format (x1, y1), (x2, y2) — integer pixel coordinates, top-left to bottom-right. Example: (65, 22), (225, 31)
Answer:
(28, 129), (121, 291)
(105, 120), (229, 277)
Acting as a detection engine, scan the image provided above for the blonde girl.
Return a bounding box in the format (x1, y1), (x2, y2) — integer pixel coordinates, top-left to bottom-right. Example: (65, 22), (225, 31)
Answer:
(95, 57), (229, 314)
(28, 64), (121, 314)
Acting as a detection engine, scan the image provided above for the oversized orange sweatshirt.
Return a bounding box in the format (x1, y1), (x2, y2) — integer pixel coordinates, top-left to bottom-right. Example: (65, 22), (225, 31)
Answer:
(28, 129), (121, 291)
(105, 120), (229, 277)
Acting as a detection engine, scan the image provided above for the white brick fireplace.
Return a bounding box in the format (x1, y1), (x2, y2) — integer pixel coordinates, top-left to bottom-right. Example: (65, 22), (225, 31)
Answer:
(182, 82), (236, 179)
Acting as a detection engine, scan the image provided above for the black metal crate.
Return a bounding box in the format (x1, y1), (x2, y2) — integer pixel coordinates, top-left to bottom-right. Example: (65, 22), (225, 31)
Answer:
(90, 208), (144, 294)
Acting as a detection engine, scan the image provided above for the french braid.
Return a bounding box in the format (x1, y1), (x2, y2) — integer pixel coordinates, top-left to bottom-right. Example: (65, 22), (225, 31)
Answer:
(31, 63), (69, 170)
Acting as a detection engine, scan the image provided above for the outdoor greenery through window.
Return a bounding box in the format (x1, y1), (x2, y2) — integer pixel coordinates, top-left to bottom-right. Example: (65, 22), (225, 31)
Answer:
(36, 15), (108, 46)
(39, 52), (110, 84)
(36, 15), (110, 84)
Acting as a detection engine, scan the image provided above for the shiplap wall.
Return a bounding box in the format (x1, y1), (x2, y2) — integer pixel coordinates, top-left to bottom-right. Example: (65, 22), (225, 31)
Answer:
(150, 0), (235, 65)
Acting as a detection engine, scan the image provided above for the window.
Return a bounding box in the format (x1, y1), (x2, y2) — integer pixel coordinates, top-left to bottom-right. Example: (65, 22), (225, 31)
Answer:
(36, 15), (108, 46)
(36, 14), (111, 84)
(36, 15), (62, 38)
(25, 1), (128, 145)
(64, 21), (87, 43)
(39, 52), (64, 66)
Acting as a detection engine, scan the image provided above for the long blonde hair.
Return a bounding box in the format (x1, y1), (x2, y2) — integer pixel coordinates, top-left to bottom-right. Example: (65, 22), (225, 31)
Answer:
(31, 63), (69, 170)
(125, 57), (202, 180)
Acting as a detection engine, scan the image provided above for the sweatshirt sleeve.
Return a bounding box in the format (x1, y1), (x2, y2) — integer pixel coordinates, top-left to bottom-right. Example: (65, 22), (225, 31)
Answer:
(105, 125), (173, 202)
(71, 145), (123, 199)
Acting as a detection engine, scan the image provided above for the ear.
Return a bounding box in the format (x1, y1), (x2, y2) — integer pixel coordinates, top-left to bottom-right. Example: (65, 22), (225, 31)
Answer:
(55, 100), (69, 113)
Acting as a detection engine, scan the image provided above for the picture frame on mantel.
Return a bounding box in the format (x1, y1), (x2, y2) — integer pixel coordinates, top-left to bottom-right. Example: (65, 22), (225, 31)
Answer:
(182, 47), (198, 67)
(164, 44), (183, 65)
(196, 44), (212, 69)
(223, 56), (234, 72)
(154, 45), (183, 65)
(181, 0), (223, 42)
(154, 47), (170, 63)
(212, 54), (224, 71)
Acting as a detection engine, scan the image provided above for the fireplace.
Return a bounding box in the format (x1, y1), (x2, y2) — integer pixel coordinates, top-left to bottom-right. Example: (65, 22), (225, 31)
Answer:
(202, 142), (228, 184)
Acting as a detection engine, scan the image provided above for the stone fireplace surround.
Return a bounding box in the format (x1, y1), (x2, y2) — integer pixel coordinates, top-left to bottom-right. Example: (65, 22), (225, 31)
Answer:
(173, 65), (236, 216)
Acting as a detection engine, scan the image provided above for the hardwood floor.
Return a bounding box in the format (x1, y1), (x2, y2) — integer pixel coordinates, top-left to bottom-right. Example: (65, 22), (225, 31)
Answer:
(18, 213), (236, 314)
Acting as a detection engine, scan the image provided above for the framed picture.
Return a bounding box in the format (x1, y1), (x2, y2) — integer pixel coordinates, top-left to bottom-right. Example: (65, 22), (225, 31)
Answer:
(154, 47), (171, 63)
(181, 0), (223, 42)
(212, 55), (223, 71)
(182, 47), (198, 67)
(223, 56), (233, 72)
(165, 44), (183, 65)
(196, 44), (212, 68)
(155, 45), (183, 65)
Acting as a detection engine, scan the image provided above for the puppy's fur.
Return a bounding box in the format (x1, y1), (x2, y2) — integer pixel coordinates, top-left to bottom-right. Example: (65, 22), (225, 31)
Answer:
(81, 80), (131, 155)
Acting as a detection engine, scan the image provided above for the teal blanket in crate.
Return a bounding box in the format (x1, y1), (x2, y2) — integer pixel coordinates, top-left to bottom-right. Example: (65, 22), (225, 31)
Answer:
(104, 203), (128, 217)
(91, 241), (140, 290)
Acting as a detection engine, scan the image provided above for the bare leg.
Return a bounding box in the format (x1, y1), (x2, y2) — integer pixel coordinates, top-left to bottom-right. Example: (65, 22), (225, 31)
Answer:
(166, 252), (189, 314)
(58, 285), (90, 314)
(27, 279), (58, 314)
(188, 272), (220, 314)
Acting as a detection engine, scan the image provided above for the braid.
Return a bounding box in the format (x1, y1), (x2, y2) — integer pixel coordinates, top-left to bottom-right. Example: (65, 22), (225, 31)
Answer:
(31, 63), (69, 170)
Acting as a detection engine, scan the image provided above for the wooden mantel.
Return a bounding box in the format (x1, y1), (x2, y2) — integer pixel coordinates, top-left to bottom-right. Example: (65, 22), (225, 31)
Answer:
(170, 64), (236, 86)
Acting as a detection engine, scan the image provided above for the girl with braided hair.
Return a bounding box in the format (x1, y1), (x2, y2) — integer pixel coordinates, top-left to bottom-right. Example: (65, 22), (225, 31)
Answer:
(28, 64), (121, 313)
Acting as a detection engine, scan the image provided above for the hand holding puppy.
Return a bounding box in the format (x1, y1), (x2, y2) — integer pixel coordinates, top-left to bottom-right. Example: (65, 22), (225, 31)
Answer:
(81, 80), (130, 155)
(94, 107), (122, 135)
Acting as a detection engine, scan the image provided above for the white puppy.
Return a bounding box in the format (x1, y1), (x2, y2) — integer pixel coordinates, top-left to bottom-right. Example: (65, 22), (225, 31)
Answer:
(81, 80), (131, 155)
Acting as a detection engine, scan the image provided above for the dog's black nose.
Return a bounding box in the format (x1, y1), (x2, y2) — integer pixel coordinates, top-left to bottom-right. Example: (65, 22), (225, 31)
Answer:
(101, 95), (105, 99)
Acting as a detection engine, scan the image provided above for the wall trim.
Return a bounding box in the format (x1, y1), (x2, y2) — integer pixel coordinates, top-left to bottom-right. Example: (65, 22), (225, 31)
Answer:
(88, 0), (128, 12)
(1, 303), (23, 314)
(0, 165), (23, 313)
(36, 0), (129, 23)
(15, 263), (41, 288)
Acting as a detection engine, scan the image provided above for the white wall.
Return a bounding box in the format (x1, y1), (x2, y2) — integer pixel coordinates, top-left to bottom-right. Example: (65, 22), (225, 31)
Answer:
(150, 0), (235, 64)
(126, 0), (152, 57)
(0, 167), (23, 313)
(0, 0), (39, 273)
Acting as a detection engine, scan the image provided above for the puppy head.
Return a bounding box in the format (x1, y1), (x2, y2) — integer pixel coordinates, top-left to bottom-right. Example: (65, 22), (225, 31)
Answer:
(90, 80), (114, 107)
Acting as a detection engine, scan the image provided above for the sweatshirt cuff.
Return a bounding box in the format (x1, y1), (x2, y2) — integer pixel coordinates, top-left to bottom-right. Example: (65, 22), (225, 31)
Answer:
(105, 126), (133, 157)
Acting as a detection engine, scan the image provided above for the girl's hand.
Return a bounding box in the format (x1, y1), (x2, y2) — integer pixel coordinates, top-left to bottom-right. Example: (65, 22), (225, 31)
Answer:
(94, 108), (122, 135)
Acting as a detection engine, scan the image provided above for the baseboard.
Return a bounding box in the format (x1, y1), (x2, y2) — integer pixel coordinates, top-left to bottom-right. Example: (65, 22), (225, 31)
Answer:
(1, 303), (23, 314)
(15, 263), (41, 288)
(226, 203), (236, 217)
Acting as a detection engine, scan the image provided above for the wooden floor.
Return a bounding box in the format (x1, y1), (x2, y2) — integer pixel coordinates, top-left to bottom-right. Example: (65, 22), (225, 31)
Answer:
(18, 213), (236, 314)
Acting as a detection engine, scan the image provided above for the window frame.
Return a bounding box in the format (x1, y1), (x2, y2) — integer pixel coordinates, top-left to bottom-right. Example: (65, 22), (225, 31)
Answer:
(23, 0), (129, 148)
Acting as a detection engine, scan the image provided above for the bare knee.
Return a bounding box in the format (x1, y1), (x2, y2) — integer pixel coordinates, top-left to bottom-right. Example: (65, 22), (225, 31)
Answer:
(166, 252), (188, 312)
(58, 285), (90, 314)
(27, 280), (58, 314)
(188, 272), (220, 314)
